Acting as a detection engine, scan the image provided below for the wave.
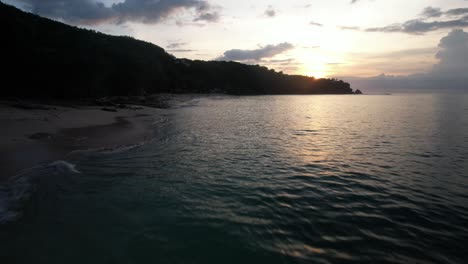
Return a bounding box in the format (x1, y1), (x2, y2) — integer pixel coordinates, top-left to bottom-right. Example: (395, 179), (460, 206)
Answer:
(0, 160), (80, 224)
(67, 141), (149, 159)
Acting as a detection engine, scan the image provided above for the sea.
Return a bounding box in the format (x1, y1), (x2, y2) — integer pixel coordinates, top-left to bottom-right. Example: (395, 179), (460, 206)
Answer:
(1, 94), (467, 264)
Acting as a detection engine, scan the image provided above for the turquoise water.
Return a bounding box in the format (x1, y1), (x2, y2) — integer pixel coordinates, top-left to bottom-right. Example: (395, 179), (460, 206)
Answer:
(1, 94), (468, 263)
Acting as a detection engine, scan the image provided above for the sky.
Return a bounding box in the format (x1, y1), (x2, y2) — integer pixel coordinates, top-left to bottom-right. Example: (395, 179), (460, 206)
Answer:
(5, 0), (468, 91)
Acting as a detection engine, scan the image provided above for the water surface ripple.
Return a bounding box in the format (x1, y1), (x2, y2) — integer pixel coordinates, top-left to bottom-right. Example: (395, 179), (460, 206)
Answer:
(1, 94), (468, 264)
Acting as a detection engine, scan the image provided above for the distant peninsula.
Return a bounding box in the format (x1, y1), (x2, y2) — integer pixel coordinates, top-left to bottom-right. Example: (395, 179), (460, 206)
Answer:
(0, 2), (358, 98)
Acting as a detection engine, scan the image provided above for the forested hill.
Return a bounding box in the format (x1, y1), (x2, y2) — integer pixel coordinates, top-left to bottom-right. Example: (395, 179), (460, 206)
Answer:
(0, 2), (356, 98)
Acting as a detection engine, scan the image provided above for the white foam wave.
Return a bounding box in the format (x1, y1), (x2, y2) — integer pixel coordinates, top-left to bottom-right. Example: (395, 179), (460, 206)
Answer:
(0, 160), (80, 224)
(152, 116), (168, 125)
(67, 141), (146, 157)
(48, 160), (81, 174)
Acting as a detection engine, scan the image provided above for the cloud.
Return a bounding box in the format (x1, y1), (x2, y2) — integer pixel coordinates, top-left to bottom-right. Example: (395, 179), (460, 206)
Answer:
(431, 29), (468, 79)
(340, 29), (468, 92)
(341, 6), (468, 34)
(262, 58), (302, 74)
(339, 26), (360, 30)
(266, 58), (297, 65)
(366, 47), (438, 59)
(310, 21), (323, 27)
(167, 49), (195, 53)
(217, 43), (294, 61)
(193, 11), (219, 22)
(167, 41), (195, 53)
(366, 6), (468, 34)
(13, 0), (220, 25)
(446, 8), (468, 16)
(264, 6), (276, 18)
(421, 7), (442, 18)
(339, 47), (437, 76)
(167, 42), (188, 49)
(365, 19), (468, 34)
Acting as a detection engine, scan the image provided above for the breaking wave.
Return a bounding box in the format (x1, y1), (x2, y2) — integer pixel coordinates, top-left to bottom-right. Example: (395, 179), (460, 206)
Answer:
(0, 160), (80, 224)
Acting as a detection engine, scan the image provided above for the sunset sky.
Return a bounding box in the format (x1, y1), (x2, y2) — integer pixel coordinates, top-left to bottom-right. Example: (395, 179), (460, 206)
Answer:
(5, 0), (468, 79)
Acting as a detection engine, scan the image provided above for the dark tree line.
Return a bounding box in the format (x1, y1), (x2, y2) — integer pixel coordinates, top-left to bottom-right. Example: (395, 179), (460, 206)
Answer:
(0, 2), (355, 99)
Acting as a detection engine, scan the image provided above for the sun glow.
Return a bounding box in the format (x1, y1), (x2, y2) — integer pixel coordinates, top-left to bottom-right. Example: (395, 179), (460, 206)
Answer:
(302, 63), (329, 79)
(297, 51), (339, 79)
(305, 68), (328, 79)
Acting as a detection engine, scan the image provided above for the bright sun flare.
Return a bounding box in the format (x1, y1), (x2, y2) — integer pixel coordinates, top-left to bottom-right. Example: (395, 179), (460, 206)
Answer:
(303, 64), (328, 79)
(307, 70), (327, 79)
(299, 52), (334, 79)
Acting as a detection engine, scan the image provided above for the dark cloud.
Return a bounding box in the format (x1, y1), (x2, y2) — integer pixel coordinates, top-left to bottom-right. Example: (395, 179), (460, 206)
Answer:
(365, 19), (468, 34)
(265, 6), (276, 18)
(446, 8), (468, 16)
(194, 11), (219, 22)
(12, 0), (220, 25)
(432, 29), (468, 79)
(167, 42), (188, 49)
(310, 21), (323, 27)
(362, 6), (468, 34)
(167, 41), (195, 53)
(421, 7), (442, 18)
(217, 43), (294, 61)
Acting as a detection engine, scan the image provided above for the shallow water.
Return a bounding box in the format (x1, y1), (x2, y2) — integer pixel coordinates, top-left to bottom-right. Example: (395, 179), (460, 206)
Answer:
(1, 94), (468, 263)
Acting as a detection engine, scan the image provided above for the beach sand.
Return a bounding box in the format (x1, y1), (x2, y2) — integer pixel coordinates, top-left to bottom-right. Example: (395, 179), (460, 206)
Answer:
(0, 101), (165, 182)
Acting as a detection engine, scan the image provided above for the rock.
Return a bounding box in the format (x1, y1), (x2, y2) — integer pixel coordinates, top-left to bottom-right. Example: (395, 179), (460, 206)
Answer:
(354, 89), (363, 94)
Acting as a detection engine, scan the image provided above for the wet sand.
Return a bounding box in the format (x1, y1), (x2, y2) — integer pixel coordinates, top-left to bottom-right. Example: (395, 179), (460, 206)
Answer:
(0, 102), (164, 182)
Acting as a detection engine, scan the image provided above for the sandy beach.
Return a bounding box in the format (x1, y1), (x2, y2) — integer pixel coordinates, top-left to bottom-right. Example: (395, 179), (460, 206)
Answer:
(0, 100), (166, 182)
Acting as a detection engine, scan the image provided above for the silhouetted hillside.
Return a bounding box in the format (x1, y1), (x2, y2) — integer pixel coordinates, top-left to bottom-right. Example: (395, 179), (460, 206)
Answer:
(0, 2), (355, 98)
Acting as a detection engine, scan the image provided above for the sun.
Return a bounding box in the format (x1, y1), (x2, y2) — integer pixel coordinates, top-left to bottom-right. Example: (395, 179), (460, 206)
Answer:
(299, 54), (332, 79)
(302, 64), (329, 79)
(306, 69), (327, 79)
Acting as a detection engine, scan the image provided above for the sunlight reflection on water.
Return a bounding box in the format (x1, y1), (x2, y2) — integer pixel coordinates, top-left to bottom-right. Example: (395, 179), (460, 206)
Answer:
(1, 94), (468, 264)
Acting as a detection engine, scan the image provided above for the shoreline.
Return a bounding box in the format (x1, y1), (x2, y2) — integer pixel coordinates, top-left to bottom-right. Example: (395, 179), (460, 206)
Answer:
(0, 100), (167, 182)
(1, 93), (282, 182)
